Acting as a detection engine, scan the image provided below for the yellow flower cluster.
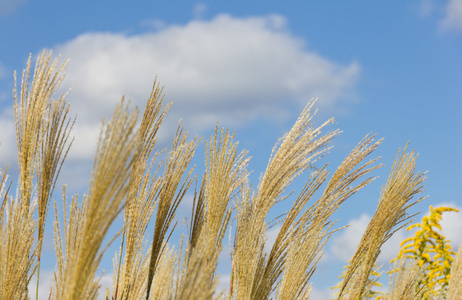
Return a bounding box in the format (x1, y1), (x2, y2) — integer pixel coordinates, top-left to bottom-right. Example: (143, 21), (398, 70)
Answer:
(392, 206), (459, 298)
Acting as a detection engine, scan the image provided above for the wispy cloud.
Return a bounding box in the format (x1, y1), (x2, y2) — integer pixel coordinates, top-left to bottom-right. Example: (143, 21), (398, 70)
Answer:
(0, 0), (26, 15)
(440, 0), (462, 31)
(420, 0), (462, 32)
(193, 2), (208, 19)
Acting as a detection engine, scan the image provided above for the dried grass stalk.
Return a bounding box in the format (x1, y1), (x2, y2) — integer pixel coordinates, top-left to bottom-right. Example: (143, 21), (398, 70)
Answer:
(447, 243), (462, 300)
(379, 258), (427, 300)
(273, 134), (382, 299)
(12, 49), (75, 299)
(175, 127), (249, 299)
(0, 170), (36, 300)
(53, 99), (139, 300)
(114, 81), (170, 299)
(337, 144), (426, 299)
(145, 125), (199, 299)
(233, 99), (341, 299)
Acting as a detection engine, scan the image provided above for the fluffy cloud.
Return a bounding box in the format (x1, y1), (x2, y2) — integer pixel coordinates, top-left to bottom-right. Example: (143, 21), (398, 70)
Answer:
(441, 0), (462, 31)
(49, 14), (358, 160)
(430, 202), (462, 248)
(0, 14), (359, 192)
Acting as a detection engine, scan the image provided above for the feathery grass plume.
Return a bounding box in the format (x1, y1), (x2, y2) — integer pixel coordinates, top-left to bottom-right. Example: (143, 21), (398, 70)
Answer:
(35, 53), (75, 299)
(53, 99), (139, 300)
(332, 262), (383, 299)
(113, 81), (171, 299)
(232, 100), (340, 299)
(337, 144), (426, 299)
(52, 188), (94, 299)
(114, 160), (162, 299)
(272, 168), (330, 300)
(377, 258), (427, 300)
(202, 127), (249, 251)
(273, 135), (382, 300)
(232, 100), (339, 299)
(174, 238), (217, 300)
(10, 49), (72, 299)
(145, 125), (199, 300)
(13, 50), (69, 210)
(148, 244), (177, 299)
(188, 174), (207, 253)
(110, 242), (177, 300)
(176, 127), (249, 298)
(447, 243), (462, 300)
(232, 101), (383, 299)
(0, 169), (37, 300)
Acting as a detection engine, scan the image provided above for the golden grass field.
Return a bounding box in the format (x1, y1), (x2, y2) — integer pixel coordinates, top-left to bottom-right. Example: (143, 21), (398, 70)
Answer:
(1, 50), (460, 299)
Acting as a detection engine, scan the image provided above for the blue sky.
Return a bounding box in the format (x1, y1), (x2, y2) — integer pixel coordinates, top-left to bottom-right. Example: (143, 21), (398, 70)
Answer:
(1, 0), (461, 298)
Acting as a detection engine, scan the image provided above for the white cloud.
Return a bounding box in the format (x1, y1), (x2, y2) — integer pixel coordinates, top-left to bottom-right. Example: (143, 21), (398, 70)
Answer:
(0, 13), (359, 194)
(216, 274), (231, 296)
(429, 202), (462, 249)
(0, 109), (18, 166)
(97, 273), (114, 300)
(29, 270), (54, 299)
(47, 14), (359, 162)
(441, 0), (462, 31)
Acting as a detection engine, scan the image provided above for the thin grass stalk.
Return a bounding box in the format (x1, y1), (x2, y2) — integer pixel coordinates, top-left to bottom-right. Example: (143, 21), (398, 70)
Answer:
(145, 126), (199, 300)
(52, 187), (88, 299)
(264, 135), (382, 299)
(115, 159), (162, 299)
(12, 50), (72, 299)
(115, 80), (170, 299)
(35, 59), (75, 300)
(176, 127), (249, 299)
(202, 127), (249, 250)
(337, 144), (426, 299)
(275, 220), (331, 299)
(379, 258), (427, 300)
(1, 198), (37, 299)
(188, 174), (207, 253)
(0, 169), (37, 299)
(233, 99), (338, 299)
(52, 99), (139, 299)
(148, 244), (177, 299)
(446, 243), (462, 300)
